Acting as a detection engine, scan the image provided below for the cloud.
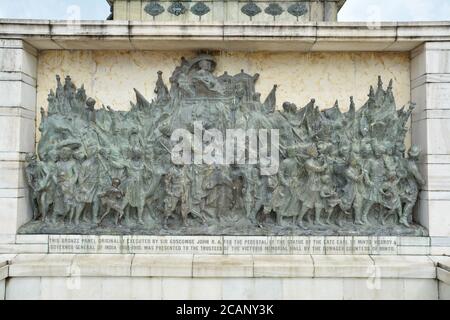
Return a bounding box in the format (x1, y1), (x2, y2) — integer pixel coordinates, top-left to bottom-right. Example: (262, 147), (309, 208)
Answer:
(0, 0), (109, 20)
(0, 0), (448, 21)
(339, 0), (450, 21)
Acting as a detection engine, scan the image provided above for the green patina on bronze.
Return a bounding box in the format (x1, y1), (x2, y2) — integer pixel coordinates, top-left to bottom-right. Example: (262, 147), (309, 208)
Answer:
(21, 54), (426, 236)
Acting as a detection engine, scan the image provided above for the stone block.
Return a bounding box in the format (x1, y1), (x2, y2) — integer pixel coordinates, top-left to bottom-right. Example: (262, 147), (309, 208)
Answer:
(131, 255), (193, 277)
(0, 279), (5, 300)
(190, 278), (223, 300)
(371, 237), (399, 255)
(0, 254), (17, 265)
(221, 278), (255, 300)
(161, 278), (192, 300)
(160, 278), (224, 300)
(437, 267), (450, 285)
(398, 237), (430, 246)
(425, 163), (450, 191)
(312, 255), (374, 278)
(0, 80), (36, 111)
(71, 254), (134, 277)
(282, 278), (344, 300)
(439, 282), (450, 300)
(0, 111), (35, 153)
(397, 246), (431, 255)
(15, 235), (49, 244)
(0, 243), (47, 254)
(253, 255), (314, 278)
(193, 255), (253, 278)
(416, 199), (450, 237)
(0, 195), (32, 235)
(352, 237), (377, 255)
(342, 278), (407, 300)
(9, 254), (74, 277)
(130, 277), (163, 300)
(411, 43), (450, 80)
(0, 235), (15, 244)
(428, 255), (450, 266)
(404, 279), (438, 300)
(411, 73), (450, 89)
(251, 279), (283, 300)
(40, 277), (72, 300)
(65, 277), (103, 300)
(411, 83), (450, 111)
(431, 247), (450, 255)
(324, 236), (353, 255)
(0, 71), (36, 87)
(100, 277), (132, 300)
(0, 161), (26, 189)
(413, 118), (450, 156)
(0, 265), (8, 280)
(5, 277), (41, 300)
(371, 255), (436, 279)
(0, 45), (37, 77)
(431, 237), (450, 246)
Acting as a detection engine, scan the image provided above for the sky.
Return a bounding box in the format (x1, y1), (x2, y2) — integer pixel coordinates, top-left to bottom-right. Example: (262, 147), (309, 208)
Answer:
(0, 0), (449, 21)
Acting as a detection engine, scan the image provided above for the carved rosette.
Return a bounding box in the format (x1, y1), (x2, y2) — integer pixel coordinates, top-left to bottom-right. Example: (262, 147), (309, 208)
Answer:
(144, 1), (165, 20)
(191, 2), (210, 20)
(168, 1), (187, 16)
(265, 3), (284, 21)
(241, 1), (262, 20)
(287, 2), (308, 21)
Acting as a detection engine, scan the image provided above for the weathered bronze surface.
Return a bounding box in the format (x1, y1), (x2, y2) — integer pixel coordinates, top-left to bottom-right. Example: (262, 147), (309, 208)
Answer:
(21, 54), (426, 236)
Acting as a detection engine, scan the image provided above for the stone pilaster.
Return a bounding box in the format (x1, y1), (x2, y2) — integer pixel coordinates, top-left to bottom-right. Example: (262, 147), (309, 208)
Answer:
(324, 0), (339, 22)
(411, 42), (450, 236)
(0, 39), (37, 235)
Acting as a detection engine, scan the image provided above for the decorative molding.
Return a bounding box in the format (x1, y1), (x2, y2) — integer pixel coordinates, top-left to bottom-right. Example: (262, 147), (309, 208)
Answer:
(288, 2), (308, 21)
(241, 2), (262, 20)
(144, 2), (165, 19)
(191, 2), (211, 20)
(168, 1), (187, 16)
(265, 3), (284, 21)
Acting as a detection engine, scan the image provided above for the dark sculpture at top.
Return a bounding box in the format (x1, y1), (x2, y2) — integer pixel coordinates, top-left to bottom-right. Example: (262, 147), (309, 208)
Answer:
(22, 54), (426, 236)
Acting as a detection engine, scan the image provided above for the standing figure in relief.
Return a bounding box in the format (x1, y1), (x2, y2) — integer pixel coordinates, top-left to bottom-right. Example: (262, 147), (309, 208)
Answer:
(38, 152), (58, 221)
(53, 171), (77, 224)
(273, 147), (302, 225)
(297, 144), (327, 228)
(361, 141), (386, 224)
(53, 146), (79, 224)
(25, 153), (41, 219)
(124, 149), (147, 224)
(74, 145), (102, 224)
(380, 171), (402, 225)
(164, 164), (204, 226)
(343, 156), (365, 225)
(320, 174), (343, 225)
(398, 145), (425, 227)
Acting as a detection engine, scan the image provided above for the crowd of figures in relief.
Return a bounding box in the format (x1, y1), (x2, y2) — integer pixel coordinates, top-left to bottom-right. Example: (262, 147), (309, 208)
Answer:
(22, 54), (426, 235)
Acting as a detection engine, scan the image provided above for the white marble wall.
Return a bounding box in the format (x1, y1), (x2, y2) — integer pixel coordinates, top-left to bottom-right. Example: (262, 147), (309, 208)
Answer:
(0, 279), (5, 300)
(3, 253), (444, 300)
(0, 39), (37, 235)
(411, 42), (450, 237)
(3, 276), (439, 300)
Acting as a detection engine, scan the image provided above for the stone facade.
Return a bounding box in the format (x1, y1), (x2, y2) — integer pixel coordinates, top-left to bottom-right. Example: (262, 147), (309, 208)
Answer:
(0, 18), (450, 299)
(35, 50), (411, 141)
(108, 0), (346, 23)
(411, 43), (450, 237)
(0, 40), (36, 235)
(1, 253), (449, 299)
